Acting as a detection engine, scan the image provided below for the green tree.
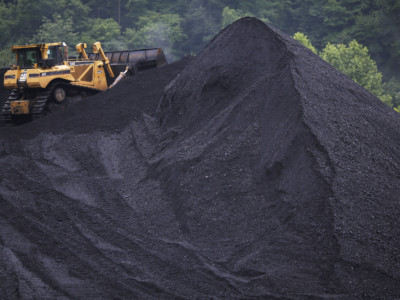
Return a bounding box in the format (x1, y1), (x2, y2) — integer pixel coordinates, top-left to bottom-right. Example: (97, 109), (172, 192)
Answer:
(293, 32), (317, 54)
(31, 14), (79, 46)
(124, 12), (186, 60)
(384, 78), (400, 108)
(221, 6), (251, 28)
(320, 40), (392, 106)
(238, 0), (293, 29)
(180, 3), (221, 56)
(348, 1), (400, 75)
(6, 0), (89, 42)
(0, 48), (14, 68)
(0, 1), (13, 46)
(0, 1), (15, 66)
(80, 18), (123, 50)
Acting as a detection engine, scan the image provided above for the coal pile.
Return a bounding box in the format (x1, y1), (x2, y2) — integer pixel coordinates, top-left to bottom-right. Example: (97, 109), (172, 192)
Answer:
(1, 17), (400, 299)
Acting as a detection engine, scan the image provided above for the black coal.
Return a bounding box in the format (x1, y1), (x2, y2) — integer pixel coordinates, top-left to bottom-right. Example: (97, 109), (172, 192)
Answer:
(1, 18), (399, 299)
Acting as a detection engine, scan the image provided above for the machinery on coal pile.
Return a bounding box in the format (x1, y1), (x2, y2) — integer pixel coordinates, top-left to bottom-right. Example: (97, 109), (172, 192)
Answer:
(1, 41), (167, 124)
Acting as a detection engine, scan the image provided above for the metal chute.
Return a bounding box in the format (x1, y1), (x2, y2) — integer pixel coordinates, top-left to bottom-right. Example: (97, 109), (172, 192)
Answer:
(88, 48), (167, 70)
(88, 47), (167, 88)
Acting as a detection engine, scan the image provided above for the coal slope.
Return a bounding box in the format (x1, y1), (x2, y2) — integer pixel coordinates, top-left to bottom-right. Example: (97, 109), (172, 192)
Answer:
(1, 17), (400, 299)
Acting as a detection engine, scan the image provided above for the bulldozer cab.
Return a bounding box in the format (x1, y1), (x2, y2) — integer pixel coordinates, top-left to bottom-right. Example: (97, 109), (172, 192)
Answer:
(12, 42), (68, 69)
(46, 44), (68, 64)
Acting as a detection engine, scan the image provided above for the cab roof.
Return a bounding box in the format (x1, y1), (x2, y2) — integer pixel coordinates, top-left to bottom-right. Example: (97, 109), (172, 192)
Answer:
(11, 42), (63, 51)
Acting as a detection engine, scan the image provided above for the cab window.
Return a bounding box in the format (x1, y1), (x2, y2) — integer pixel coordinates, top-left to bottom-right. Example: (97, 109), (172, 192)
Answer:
(48, 46), (62, 64)
(47, 47), (57, 60)
(17, 48), (40, 68)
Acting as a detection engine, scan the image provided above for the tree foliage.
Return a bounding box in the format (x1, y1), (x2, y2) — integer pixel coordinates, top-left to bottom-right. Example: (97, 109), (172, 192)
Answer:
(320, 40), (392, 106)
(294, 33), (394, 108)
(124, 12), (186, 60)
(180, 3), (220, 55)
(221, 6), (251, 28)
(293, 32), (317, 54)
(31, 14), (79, 46)
(80, 18), (122, 50)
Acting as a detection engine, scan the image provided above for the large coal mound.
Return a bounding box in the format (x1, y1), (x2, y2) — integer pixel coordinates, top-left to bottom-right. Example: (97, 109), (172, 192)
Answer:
(1, 17), (400, 299)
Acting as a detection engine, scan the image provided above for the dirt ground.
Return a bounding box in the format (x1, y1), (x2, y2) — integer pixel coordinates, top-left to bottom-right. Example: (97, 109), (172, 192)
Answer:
(0, 18), (399, 299)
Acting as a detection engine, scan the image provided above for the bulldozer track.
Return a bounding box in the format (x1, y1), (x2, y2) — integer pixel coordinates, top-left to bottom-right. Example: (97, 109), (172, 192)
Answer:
(0, 84), (56, 124)
(31, 83), (56, 120)
(0, 82), (101, 125)
(1, 89), (19, 125)
(32, 82), (100, 120)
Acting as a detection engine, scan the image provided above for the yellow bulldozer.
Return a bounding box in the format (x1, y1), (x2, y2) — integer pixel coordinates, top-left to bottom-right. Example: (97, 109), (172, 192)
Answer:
(1, 41), (167, 124)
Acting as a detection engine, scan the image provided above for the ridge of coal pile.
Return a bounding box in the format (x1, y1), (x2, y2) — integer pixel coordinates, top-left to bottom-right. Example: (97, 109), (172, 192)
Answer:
(1, 17), (400, 299)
